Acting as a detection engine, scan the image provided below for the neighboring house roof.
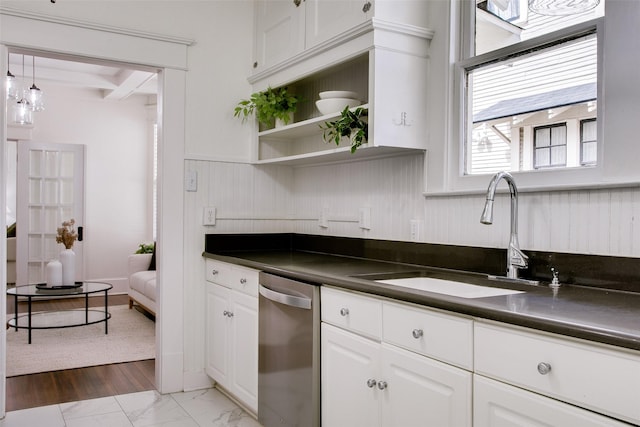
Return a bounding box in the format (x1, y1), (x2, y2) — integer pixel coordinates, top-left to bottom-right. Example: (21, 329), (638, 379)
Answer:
(473, 82), (596, 123)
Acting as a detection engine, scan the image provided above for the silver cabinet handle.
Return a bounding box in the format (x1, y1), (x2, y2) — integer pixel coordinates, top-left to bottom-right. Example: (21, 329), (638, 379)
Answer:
(366, 379), (377, 388)
(377, 381), (387, 390)
(340, 308), (349, 316)
(223, 310), (229, 317)
(211, 269), (218, 275)
(412, 329), (423, 339)
(227, 311), (234, 318)
(537, 362), (552, 375)
(240, 278), (247, 284)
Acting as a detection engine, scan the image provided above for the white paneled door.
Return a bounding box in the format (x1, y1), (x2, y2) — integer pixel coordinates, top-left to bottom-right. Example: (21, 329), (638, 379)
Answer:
(16, 142), (85, 285)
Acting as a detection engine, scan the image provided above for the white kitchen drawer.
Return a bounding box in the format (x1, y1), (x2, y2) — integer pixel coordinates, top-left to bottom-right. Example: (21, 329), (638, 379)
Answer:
(205, 259), (258, 297)
(474, 374), (631, 427)
(383, 301), (473, 370)
(321, 286), (382, 340)
(228, 264), (259, 297)
(475, 321), (640, 425)
(205, 259), (234, 285)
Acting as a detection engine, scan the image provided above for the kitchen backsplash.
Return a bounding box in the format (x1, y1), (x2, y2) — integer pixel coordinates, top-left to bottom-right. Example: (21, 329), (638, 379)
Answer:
(186, 154), (640, 259)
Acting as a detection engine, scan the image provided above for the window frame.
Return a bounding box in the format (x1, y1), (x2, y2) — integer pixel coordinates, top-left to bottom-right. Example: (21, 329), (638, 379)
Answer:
(533, 123), (568, 169)
(433, 2), (612, 194)
(580, 118), (597, 166)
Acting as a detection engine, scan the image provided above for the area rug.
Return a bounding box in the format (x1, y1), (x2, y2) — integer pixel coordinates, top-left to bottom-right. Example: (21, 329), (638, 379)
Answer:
(6, 305), (155, 377)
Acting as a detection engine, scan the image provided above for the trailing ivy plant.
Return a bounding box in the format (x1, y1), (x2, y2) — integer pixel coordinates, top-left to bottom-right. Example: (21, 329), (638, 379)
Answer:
(320, 106), (368, 153)
(234, 86), (300, 127)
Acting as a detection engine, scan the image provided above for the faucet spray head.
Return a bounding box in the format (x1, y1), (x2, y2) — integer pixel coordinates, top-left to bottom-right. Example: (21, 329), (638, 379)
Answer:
(480, 199), (494, 224)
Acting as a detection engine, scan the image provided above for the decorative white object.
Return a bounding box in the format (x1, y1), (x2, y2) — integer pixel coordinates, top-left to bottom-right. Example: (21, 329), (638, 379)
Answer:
(59, 248), (76, 285)
(316, 98), (361, 115)
(46, 260), (62, 287)
(319, 91), (359, 100)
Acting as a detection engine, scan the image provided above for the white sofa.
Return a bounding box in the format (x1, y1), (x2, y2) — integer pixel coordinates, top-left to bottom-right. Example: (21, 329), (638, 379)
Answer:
(128, 253), (156, 315)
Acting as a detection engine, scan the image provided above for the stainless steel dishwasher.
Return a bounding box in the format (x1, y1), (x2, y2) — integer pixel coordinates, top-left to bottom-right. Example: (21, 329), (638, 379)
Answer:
(258, 272), (320, 427)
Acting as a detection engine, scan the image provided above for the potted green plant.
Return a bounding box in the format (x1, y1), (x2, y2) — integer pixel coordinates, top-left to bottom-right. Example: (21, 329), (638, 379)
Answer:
(234, 86), (300, 128)
(320, 106), (368, 153)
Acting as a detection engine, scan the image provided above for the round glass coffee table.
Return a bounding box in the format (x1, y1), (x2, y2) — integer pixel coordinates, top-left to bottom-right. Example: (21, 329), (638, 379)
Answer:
(7, 281), (112, 344)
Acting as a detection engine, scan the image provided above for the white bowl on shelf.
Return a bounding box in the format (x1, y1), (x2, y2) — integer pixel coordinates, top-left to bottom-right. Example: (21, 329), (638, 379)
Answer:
(315, 98), (361, 115)
(319, 90), (360, 100)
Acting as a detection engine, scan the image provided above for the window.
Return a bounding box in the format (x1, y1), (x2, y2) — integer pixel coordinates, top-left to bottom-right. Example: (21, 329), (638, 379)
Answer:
(462, 0), (603, 176)
(534, 124), (567, 168)
(580, 118), (597, 165)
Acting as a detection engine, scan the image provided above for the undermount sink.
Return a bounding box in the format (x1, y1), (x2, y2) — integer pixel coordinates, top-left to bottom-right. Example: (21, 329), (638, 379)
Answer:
(375, 277), (525, 299)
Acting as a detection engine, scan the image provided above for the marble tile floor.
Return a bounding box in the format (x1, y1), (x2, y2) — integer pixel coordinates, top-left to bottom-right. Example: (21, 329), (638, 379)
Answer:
(0, 388), (264, 427)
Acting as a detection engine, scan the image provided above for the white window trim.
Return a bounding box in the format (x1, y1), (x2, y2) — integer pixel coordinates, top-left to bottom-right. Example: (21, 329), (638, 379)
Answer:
(426, 0), (640, 196)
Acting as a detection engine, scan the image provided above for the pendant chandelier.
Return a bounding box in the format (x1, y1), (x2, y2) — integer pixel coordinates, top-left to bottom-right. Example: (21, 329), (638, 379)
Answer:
(5, 52), (18, 100)
(6, 54), (45, 125)
(528, 0), (601, 16)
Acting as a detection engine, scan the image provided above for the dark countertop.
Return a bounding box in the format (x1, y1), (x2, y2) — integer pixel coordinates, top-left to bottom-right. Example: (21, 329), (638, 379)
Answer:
(204, 249), (640, 352)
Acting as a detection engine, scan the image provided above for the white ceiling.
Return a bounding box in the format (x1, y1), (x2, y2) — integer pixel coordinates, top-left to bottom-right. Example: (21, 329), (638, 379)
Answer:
(7, 52), (158, 100)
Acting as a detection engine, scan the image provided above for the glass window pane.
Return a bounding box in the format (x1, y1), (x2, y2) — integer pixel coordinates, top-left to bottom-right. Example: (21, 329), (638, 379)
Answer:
(535, 147), (550, 167)
(535, 128), (550, 147)
(475, 0), (604, 56)
(582, 140), (597, 164)
(550, 145), (566, 166)
(551, 125), (566, 144)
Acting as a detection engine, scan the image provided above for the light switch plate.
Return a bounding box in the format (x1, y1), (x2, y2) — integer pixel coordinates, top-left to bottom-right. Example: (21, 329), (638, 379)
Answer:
(185, 170), (197, 192)
(203, 207), (216, 225)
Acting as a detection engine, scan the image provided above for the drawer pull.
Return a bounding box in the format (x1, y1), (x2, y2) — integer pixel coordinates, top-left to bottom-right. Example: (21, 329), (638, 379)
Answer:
(412, 329), (424, 339)
(240, 278), (247, 285)
(211, 269), (219, 275)
(366, 379), (377, 388)
(377, 381), (388, 390)
(537, 362), (552, 375)
(340, 308), (350, 316)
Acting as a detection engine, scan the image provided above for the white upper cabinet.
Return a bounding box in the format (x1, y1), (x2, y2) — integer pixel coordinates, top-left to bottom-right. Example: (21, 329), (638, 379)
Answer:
(253, 0), (372, 74)
(250, 0), (433, 165)
(304, 0), (372, 50)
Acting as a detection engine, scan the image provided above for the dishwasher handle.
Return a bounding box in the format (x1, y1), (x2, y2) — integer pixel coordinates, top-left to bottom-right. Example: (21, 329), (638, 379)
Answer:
(259, 284), (312, 310)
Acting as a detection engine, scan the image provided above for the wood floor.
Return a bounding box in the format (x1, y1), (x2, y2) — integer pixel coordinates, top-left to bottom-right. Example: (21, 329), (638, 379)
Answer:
(5, 293), (156, 412)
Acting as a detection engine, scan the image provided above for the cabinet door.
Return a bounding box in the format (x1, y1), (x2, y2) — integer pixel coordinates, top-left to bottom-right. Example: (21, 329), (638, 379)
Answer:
(474, 375), (630, 427)
(254, 0), (305, 72)
(381, 343), (472, 427)
(305, 0), (372, 48)
(321, 323), (380, 427)
(205, 283), (231, 384)
(229, 291), (259, 413)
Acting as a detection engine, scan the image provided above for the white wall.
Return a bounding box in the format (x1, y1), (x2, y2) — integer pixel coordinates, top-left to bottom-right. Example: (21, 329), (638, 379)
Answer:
(15, 84), (153, 293)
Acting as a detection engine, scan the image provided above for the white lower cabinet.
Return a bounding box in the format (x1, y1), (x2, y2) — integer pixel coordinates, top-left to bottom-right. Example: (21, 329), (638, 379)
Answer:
(321, 287), (472, 427)
(474, 375), (631, 427)
(205, 260), (259, 413)
(474, 321), (640, 426)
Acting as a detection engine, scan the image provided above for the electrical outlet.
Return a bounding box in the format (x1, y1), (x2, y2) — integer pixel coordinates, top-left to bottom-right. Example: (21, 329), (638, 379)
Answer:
(359, 207), (371, 230)
(410, 219), (420, 242)
(203, 207), (216, 226)
(319, 207), (329, 228)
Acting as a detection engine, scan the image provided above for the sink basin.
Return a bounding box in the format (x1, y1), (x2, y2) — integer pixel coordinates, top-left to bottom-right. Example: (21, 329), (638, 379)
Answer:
(376, 277), (525, 299)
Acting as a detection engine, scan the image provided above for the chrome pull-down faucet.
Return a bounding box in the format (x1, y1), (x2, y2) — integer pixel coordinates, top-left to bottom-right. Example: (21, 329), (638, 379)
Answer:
(480, 171), (528, 280)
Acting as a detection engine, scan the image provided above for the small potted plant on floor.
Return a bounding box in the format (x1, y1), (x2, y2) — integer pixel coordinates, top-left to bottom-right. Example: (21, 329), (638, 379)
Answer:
(234, 86), (300, 128)
(320, 106), (368, 153)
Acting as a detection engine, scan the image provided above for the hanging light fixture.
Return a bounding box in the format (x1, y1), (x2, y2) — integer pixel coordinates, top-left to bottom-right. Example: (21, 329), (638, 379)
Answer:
(528, 0), (600, 16)
(12, 55), (33, 125)
(28, 56), (44, 112)
(6, 52), (19, 100)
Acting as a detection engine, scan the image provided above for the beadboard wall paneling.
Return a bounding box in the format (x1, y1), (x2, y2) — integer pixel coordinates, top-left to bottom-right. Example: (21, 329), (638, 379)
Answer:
(191, 155), (640, 270)
(291, 153), (425, 240)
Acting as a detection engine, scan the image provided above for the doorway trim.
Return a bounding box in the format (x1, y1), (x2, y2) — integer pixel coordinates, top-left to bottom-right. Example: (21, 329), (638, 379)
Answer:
(0, 7), (194, 417)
